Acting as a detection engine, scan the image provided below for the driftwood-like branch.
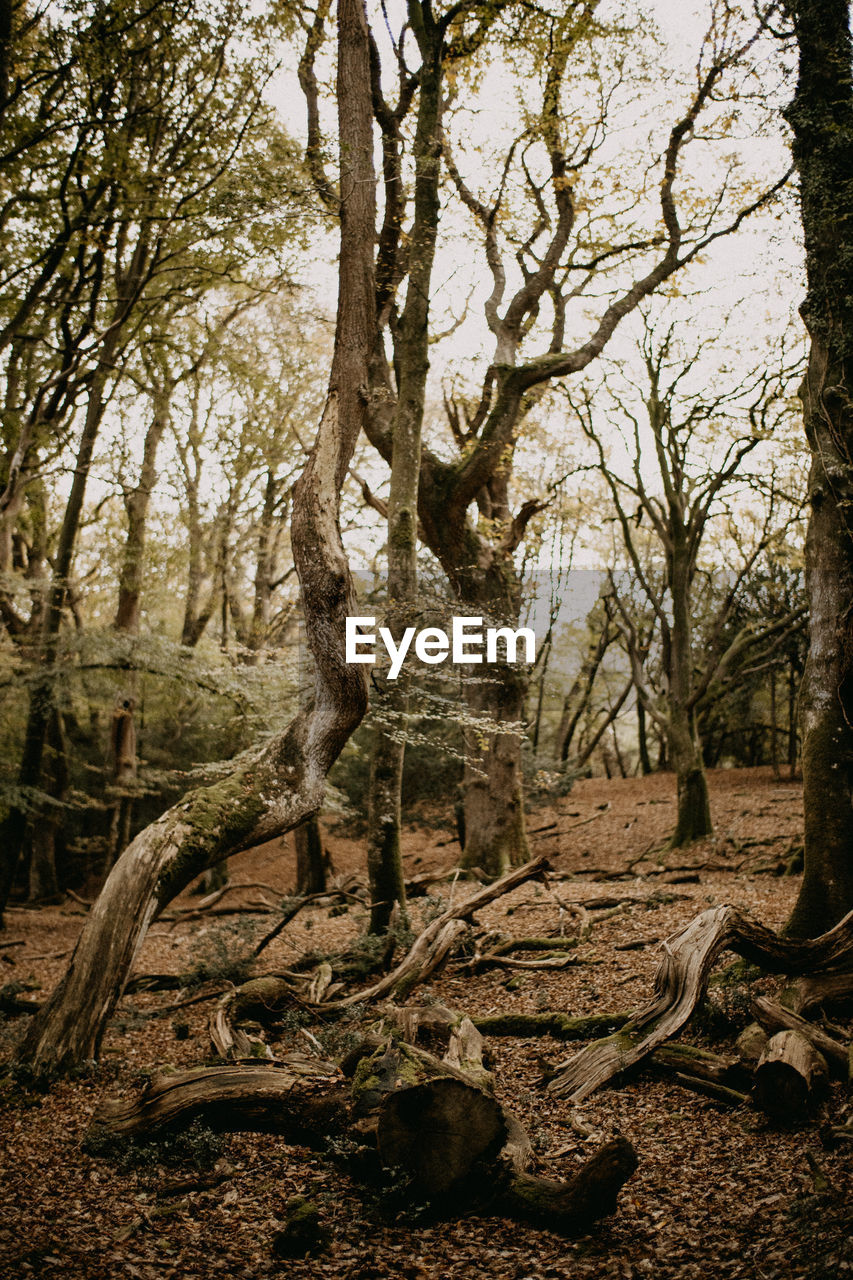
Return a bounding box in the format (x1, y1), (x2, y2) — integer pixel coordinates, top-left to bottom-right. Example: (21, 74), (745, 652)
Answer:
(548, 904), (853, 1101)
(750, 996), (849, 1073)
(322, 855), (552, 1008)
(88, 1059), (348, 1143)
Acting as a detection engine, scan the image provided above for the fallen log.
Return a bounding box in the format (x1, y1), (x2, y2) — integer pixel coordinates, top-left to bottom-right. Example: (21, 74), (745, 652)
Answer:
(472, 1011), (631, 1041)
(753, 1030), (828, 1122)
(89, 1023), (637, 1236)
(321, 855), (552, 1009)
(503, 1139), (638, 1230)
(788, 970), (853, 1016)
(547, 903), (853, 1101)
(87, 1058), (348, 1145)
(750, 996), (849, 1074)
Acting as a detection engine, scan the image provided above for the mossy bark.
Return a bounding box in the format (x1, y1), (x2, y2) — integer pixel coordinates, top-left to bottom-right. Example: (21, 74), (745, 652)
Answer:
(460, 658), (530, 878)
(783, 0), (853, 936)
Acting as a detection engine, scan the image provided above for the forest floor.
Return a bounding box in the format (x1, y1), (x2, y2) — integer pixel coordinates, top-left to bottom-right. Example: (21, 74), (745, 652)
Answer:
(1, 766), (851, 1280)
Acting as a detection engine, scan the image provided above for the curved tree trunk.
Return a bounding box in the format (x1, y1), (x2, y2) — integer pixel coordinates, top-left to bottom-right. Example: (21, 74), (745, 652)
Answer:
(15, 0), (376, 1075)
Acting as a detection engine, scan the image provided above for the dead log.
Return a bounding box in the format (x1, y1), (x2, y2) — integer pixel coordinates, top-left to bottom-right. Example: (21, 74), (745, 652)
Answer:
(473, 1011), (631, 1041)
(750, 996), (849, 1074)
(88, 1022), (636, 1236)
(503, 1139), (638, 1231)
(87, 1059), (348, 1145)
(320, 855), (552, 1009)
(788, 970), (853, 1016)
(753, 1030), (828, 1122)
(735, 1022), (770, 1067)
(547, 903), (853, 1102)
(378, 1077), (507, 1197)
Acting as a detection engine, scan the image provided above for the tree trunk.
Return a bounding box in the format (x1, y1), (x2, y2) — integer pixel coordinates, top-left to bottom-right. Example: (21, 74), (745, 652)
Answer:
(0, 349), (115, 922)
(114, 382), (171, 633)
(783, 0), (853, 935)
(364, 6), (443, 933)
(668, 723), (712, 846)
(461, 659), (530, 878)
(637, 698), (653, 776)
(753, 1030), (828, 1122)
(14, 0), (376, 1073)
(667, 542), (712, 846)
(295, 814), (327, 896)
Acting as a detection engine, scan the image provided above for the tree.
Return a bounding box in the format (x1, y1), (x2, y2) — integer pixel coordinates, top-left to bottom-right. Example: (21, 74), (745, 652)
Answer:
(356, 0), (790, 876)
(783, 0), (853, 934)
(573, 320), (803, 843)
(0, 0), (293, 916)
(15, 0), (376, 1072)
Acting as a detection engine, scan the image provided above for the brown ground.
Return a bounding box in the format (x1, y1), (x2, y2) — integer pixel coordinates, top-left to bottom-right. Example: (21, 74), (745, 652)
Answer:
(1, 767), (850, 1280)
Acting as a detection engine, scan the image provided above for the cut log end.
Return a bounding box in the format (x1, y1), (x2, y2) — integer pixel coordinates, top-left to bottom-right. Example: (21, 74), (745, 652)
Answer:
(754, 1030), (829, 1123)
(377, 1076), (507, 1198)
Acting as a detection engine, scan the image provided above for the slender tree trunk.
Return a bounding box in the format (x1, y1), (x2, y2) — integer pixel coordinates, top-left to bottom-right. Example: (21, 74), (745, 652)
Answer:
(295, 814), (327, 895)
(15, 0), (376, 1072)
(461, 660), (529, 879)
(114, 382), (170, 632)
(365, 5), (442, 933)
(0, 350), (114, 922)
(637, 698), (653, 775)
(769, 668), (781, 780)
(667, 548), (712, 846)
(784, 0), (853, 935)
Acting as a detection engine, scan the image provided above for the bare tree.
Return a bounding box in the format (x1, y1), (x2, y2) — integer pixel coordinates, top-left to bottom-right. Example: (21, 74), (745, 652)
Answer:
(572, 321), (803, 844)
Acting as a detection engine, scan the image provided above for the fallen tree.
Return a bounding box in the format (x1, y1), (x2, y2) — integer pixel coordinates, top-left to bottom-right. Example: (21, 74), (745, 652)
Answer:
(547, 903), (853, 1100)
(14, 0), (377, 1078)
(88, 1011), (639, 1236)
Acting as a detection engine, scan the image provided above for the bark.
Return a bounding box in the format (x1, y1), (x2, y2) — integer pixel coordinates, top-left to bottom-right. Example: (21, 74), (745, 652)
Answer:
(749, 995), (849, 1073)
(461, 658), (530, 878)
(753, 1030), (828, 1122)
(14, 0), (376, 1074)
(783, 0), (853, 935)
(114, 381), (171, 633)
(0, 348), (115, 921)
(547, 902), (853, 1102)
(90, 1016), (638, 1234)
(365, 2), (443, 933)
(295, 814), (327, 896)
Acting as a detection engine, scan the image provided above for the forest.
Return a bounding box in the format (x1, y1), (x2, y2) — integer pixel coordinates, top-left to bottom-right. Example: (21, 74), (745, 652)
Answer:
(0, 0), (852, 1276)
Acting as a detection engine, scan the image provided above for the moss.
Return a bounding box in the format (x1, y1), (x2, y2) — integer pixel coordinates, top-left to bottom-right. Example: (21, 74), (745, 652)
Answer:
(271, 1197), (330, 1259)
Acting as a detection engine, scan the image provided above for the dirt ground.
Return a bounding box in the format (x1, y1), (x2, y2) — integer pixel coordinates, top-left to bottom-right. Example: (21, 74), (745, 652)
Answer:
(1, 767), (850, 1280)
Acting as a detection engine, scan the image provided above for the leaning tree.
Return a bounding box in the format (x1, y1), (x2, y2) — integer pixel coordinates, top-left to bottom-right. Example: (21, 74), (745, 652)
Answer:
(14, 0), (377, 1075)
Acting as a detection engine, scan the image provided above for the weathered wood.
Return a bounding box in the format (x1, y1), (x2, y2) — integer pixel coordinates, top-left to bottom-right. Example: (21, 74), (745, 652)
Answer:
(473, 1011), (631, 1041)
(789, 970), (853, 1016)
(88, 1061), (347, 1143)
(89, 1022), (637, 1235)
(735, 1022), (770, 1066)
(750, 996), (849, 1073)
(754, 1030), (828, 1122)
(547, 904), (853, 1101)
(320, 855), (551, 1008)
(650, 1043), (747, 1087)
(503, 1138), (638, 1231)
(377, 1077), (507, 1197)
